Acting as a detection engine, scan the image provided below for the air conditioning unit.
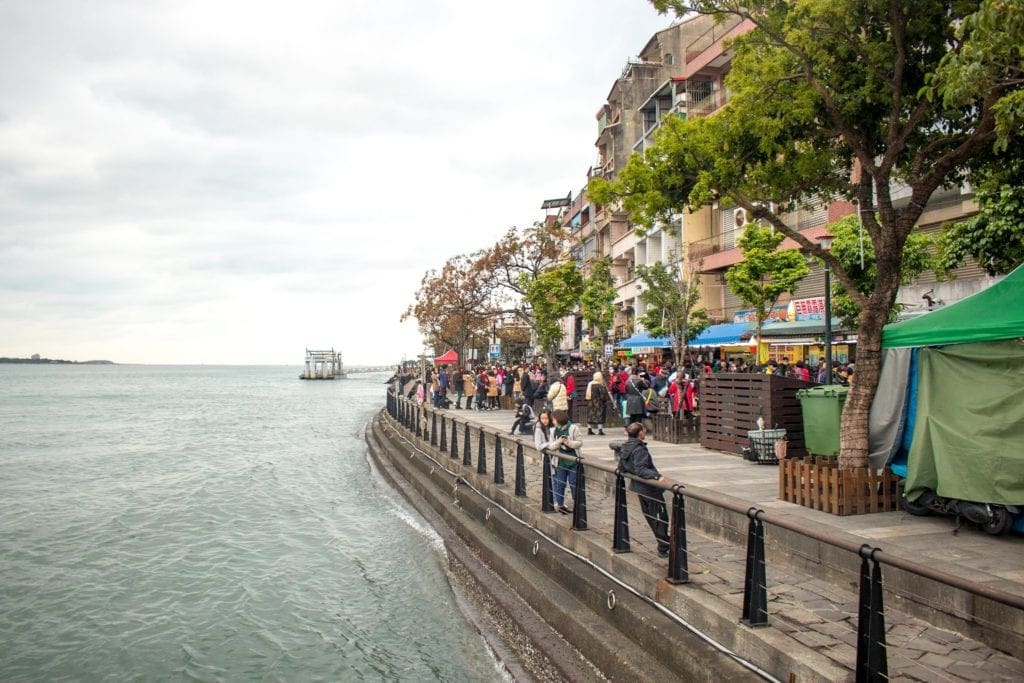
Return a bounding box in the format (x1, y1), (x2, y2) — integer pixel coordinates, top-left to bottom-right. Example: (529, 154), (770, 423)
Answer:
(733, 207), (748, 228)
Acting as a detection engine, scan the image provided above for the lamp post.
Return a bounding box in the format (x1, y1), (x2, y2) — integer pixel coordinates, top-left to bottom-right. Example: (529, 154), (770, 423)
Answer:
(818, 233), (835, 385)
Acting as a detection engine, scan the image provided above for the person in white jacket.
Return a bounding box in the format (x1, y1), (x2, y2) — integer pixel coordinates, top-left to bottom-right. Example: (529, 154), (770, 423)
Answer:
(547, 378), (569, 412)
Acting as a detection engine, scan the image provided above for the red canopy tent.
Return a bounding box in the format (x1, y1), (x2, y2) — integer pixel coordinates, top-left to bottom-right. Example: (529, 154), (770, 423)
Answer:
(433, 349), (458, 364)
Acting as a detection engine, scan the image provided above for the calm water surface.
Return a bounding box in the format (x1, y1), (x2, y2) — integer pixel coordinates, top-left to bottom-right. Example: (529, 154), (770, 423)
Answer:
(0, 365), (502, 681)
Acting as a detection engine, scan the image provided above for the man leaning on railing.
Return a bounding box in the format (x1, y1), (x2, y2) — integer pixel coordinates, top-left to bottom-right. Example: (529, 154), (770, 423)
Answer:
(614, 422), (671, 558)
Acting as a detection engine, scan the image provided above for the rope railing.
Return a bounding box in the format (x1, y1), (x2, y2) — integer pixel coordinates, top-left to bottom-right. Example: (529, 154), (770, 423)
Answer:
(384, 390), (1023, 681)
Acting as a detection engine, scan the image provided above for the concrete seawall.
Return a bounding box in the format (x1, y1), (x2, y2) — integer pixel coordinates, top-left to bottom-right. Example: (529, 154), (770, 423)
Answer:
(370, 403), (1024, 681)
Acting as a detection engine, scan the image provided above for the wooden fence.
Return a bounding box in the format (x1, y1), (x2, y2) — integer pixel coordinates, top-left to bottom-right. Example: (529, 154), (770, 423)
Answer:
(779, 456), (901, 515)
(700, 373), (813, 457)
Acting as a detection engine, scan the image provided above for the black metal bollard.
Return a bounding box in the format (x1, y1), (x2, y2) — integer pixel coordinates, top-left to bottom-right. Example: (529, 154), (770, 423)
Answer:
(541, 452), (554, 512)
(668, 487), (689, 584)
(414, 405), (421, 438)
(612, 469), (630, 552)
(514, 444), (526, 497)
(430, 412), (437, 446)
(856, 545), (889, 683)
(571, 459), (587, 531)
(493, 434), (504, 485)
(462, 424), (472, 467)
(741, 507), (769, 627)
(477, 427), (487, 475)
(439, 417), (447, 451)
(450, 419), (458, 459)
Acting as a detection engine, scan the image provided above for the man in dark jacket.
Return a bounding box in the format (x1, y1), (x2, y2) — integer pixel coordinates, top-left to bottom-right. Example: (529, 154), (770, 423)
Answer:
(615, 422), (670, 557)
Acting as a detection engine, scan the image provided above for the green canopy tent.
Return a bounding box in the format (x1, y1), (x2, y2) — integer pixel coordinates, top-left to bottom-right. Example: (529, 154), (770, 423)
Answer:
(871, 264), (1024, 509)
(882, 264), (1024, 348)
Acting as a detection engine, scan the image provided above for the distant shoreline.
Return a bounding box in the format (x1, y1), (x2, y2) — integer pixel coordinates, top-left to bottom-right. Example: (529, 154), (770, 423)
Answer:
(0, 358), (115, 365)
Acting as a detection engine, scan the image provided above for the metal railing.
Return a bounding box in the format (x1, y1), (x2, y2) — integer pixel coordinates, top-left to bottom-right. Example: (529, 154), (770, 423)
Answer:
(383, 390), (1024, 682)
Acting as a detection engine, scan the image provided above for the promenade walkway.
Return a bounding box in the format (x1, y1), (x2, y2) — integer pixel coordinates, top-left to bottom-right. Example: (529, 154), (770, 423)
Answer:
(431, 403), (1024, 681)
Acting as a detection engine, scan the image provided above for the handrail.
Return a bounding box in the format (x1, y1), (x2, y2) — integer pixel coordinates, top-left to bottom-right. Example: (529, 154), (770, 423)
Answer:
(404, 393), (1024, 613)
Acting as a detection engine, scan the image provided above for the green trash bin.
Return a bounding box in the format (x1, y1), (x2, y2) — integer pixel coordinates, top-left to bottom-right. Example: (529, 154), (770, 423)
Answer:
(796, 385), (849, 456)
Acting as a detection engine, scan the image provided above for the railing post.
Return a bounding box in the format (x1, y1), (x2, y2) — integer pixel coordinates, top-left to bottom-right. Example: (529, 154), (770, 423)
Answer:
(477, 427), (487, 475)
(668, 486), (689, 584)
(571, 459), (587, 530)
(463, 424), (472, 467)
(741, 507), (769, 627)
(514, 444), (526, 497)
(612, 468), (630, 553)
(856, 545), (889, 683)
(493, 434), (505, 485)
(430, 412), (437, 446)
(439, 417), (447, 451)
(541, 452), (554, 512)
(414, 405), (421, 438)
(450, 419), (459, 459)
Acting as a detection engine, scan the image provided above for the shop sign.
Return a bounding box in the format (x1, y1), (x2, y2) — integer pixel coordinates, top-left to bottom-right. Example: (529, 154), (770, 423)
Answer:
(733, 305), (789, 324)
(788, 297), (826, 321)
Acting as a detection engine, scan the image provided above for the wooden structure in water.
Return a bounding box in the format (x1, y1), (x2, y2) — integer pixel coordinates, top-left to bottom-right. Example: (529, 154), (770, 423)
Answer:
(300, 348), (347, 380)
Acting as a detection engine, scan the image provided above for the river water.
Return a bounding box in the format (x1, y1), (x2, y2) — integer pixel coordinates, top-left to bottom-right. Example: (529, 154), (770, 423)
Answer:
(0, 364), (503, 681)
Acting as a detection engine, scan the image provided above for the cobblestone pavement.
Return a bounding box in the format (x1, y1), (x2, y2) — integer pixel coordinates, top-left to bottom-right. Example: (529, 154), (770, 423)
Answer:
(428, 404), (1024, 681)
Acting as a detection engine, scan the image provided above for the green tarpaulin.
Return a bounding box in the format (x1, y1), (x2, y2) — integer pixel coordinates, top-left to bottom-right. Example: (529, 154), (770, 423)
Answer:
(882, 264), (1024, 348)
(905, 340), (1024, 505)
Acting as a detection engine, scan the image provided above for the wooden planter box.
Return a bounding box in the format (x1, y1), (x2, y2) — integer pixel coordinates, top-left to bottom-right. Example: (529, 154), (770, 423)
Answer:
(779, 456), (901, 516)
(651, 413), (700, 444)
(700, 373), (813, 457)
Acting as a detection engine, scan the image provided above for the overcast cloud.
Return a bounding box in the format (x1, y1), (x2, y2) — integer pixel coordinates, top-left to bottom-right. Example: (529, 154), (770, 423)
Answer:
(0, 1), (673, 365)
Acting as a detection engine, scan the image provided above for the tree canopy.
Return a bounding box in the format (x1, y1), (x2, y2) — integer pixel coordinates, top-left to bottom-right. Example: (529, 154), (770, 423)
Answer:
(593, 0), (1024, 467)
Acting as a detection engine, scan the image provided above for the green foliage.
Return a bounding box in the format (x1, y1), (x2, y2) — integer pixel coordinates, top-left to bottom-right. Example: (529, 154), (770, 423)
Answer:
(520, 263), (584, 357)
(580, 257), (617, 340)
(827, 216), (935, 328)
(937, 155), (1024, 276)
(636, 260), (710, 360)
(724, 225), (810, 336)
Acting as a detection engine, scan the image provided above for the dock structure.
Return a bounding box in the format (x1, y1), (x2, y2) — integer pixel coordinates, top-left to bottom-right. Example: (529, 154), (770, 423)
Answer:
(300, 348), (346, 380)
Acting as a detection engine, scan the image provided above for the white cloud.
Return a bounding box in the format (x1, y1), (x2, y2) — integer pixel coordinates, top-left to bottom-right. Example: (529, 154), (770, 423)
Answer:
(0, 0), (673, 364)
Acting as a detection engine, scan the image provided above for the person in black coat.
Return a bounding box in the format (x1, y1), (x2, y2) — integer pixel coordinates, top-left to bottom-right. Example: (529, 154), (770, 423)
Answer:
(614, 422), (670, 557)
(623, 369), (650, 427)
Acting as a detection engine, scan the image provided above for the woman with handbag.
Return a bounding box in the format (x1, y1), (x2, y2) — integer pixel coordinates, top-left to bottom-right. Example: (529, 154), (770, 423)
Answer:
(623, 369), (649, 427)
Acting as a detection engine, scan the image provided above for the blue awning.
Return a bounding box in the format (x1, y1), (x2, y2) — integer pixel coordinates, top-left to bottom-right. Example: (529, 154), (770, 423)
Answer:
(616, 331), (673, 349)
(690, 322), (752, 346)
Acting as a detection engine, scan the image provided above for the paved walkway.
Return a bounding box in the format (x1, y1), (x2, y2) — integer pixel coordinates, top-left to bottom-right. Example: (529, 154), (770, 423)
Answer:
(430, 403), (1024, 681)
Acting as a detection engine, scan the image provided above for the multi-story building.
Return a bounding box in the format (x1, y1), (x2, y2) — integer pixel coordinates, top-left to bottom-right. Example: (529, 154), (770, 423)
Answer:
(553, 12), (986, 368)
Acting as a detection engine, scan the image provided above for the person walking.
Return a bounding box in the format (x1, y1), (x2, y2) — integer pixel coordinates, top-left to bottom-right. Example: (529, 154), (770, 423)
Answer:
(615, 422), (670, 557)
(585, 371), (611, 435)
(547, 376), (569, 413)
(623, 368), (649, 428)
(550, 409), (582, 515)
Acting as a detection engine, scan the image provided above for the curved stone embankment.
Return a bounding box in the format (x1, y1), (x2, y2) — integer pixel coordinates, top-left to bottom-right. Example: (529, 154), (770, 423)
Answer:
(366, 411), (794, 681)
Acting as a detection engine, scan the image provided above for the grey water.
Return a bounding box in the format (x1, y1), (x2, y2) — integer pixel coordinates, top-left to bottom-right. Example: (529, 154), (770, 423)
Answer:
(0, 365), (503, 681)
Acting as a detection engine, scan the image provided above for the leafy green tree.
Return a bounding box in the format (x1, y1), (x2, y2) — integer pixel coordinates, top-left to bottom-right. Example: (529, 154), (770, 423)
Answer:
(594, 0), (1023, 467)
(580, 257), (617, 346)
(724, 225), (810, 356)
(937, 153), (1024, 276)
(521, 262), (584, 371)
(635, 260), (710, 365)
(828, 215), (935, 329)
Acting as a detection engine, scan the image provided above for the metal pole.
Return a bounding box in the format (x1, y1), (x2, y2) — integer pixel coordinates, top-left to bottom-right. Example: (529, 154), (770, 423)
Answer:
(493, 434), (505, 485)
(612, 469), (631, 552)
(463, 424), (472, 467)
(541, 452), (555, 512)
(668, 488), (690, 584)
(824, 264), (833, 385)
(514, 444), (526, 497)
(571, 460), (587, 530)
(477, 427), (487, 475)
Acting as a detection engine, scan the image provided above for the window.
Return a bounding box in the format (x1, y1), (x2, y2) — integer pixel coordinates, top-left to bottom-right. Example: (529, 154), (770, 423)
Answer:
(664, 53), (674, 65)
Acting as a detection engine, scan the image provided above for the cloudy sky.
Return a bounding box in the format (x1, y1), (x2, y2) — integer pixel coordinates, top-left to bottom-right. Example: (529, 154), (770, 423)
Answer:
(0, 1), (674, 365)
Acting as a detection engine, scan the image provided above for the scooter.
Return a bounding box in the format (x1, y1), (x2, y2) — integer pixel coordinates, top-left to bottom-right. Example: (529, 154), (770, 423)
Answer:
(902, 487), (1020, 536)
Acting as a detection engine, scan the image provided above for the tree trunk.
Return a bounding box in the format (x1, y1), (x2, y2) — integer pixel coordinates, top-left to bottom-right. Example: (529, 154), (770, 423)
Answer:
(838, 257), (902, 470)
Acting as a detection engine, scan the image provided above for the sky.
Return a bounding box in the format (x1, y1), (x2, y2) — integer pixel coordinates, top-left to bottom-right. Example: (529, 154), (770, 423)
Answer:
(0, 1), (675, 365)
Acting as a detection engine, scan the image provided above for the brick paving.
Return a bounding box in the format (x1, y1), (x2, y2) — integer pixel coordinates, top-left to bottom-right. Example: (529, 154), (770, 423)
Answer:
(424, 404), (1024, 681)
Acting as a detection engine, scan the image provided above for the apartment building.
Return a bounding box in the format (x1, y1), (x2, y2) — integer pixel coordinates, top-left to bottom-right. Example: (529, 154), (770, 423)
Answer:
(555, 12), (984, 366)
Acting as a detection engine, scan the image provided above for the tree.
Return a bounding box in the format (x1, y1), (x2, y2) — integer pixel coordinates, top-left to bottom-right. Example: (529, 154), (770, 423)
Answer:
(521, 262), (584, 370)
(936, 153), (1024, 276)
(594, 0), (1024, 467)
(401, 254), (494, 365)
(635, 259), (711, 366)
(724, 225), (810, 358)
(827, 215), (935, 329)
(580, 257), (618, 347)
(475, 221), (573, 339)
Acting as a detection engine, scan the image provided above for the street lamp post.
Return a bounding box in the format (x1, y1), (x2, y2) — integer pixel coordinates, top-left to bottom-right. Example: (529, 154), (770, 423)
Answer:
(818, 233), (835, 385)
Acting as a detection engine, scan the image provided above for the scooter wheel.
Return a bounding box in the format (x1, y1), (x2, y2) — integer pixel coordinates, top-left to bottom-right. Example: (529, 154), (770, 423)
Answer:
(983, 508), (1012, 536)
(902, 493), (933, 517)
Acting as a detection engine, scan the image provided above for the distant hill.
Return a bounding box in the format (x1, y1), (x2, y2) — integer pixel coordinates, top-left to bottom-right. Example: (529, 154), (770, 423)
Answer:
(0, 357), (115, 365)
